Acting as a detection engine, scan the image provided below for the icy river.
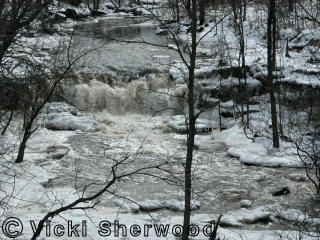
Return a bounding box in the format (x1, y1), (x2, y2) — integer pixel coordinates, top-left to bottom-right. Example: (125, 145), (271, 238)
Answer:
(0, 16), (311, 240)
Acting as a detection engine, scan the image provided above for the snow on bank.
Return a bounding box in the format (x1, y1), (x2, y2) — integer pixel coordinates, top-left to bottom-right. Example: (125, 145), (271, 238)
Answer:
(113, 198), (200, 213)
(212, 124), (303, 168)
(0, 127), (79, 214)
(264, 203), (320, 226)
(219, 207), (271, 227)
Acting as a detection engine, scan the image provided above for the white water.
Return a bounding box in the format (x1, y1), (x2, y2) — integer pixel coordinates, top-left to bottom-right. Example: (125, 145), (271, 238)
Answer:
(64, 76), (187, 114)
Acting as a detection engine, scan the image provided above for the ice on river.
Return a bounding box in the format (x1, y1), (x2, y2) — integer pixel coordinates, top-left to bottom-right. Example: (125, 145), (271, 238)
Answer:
(212, 124), (303, 168)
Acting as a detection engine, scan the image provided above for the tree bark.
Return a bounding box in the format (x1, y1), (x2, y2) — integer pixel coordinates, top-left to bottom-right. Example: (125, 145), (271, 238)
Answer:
(267, 0), (279, 148)
(182, 0), (197, 238)
(199, 0), (206, 25)
(243, 0), (247, 21)
(1, 110), (13, 135)
(176, 0), (180, 22)
(16, 134), (28, 163)
(289, 0), (294, 12)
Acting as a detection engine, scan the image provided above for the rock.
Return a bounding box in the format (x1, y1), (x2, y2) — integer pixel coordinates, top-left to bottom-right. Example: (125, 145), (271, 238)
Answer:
(53, 13), (67, 22)
(41, 24), (55, 35)
(132, 8), (142, 16)
(197, 26), (205, 32)
(240, 200), (252, 208)
(47, 145), (70, 159)
(51, 151), (67, 159)
(272, 187), (290, 197)
(63, 9), (80, 20)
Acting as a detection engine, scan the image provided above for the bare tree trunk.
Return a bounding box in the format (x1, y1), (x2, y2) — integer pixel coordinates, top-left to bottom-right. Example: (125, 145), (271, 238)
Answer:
(182, 0), (197, 238)
(16, 132), (29, 163)
(96, 0), (100, 10)
(289, 0), (294, 11)
(241, 36), (249, 128)
(278, 85), (283, 136)
(267, 0), (280, 148)
(239, 1), (249, 128)
(243, 0), (247, 21)
(199, 0), (206, 25)
(185, 0), (191, 12)
(176, 0), (180, 22)
(211, 0), (216, 9)
(1, 110), (13, 135)
(219, 69), (222, 131)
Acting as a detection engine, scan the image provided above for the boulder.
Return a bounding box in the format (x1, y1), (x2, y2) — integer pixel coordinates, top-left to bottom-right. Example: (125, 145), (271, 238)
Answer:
(53, 12), (67, 22)
(46, 145), (70, 159)
(63, 9), (80, 20)
(272, 187), (290, 197)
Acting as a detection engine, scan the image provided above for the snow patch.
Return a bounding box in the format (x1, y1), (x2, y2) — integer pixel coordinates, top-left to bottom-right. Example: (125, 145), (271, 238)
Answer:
(212, 124), (303, 168)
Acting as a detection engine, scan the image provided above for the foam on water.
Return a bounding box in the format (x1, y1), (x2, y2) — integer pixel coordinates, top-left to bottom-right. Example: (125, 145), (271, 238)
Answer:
(63, 75), (187, 114)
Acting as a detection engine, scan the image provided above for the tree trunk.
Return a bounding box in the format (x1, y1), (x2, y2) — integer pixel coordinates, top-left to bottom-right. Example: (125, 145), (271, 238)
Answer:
(278, 94), (283, 136)
(269, 91), (279, 147)
(199, 0), (206, 25)
(16, 134), (28, 163)
(267, 0), (279, 148)
(240, 25), (249, 128)
(176, 0), (180, 22)
(185, 0), (191, 12)
(1, 110), (13, 135)
(289, 0), (294, 12)
(211, 0), (217, 9)
(182, 0), (197, 238)
(218, 70), (222, 132)
(243, 0), (247, 21)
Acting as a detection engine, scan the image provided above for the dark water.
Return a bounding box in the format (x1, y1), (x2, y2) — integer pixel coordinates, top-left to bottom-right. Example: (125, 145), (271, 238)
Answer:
(74, 16), (156, 40)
